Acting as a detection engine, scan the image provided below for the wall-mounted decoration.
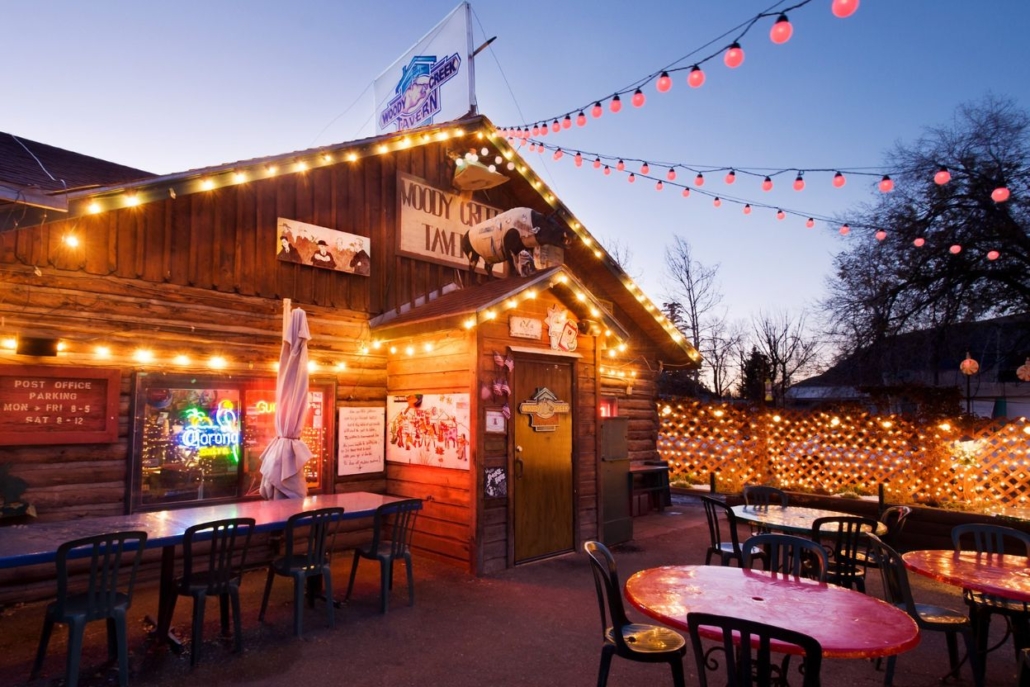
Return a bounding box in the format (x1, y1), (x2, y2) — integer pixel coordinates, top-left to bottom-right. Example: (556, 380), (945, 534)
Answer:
(277, 217), (370, 276)
(460, 207), (569, 278)
(0, 366), (120, 445)
(518, 387), (571, 432)
(485, 409), (506, 434)
(545, 304), (578, 352)
(338, 407), (385, 475)
(485, 467), (507, 498)
(386, 393), (470, 470)
(509, 316), (543, 340)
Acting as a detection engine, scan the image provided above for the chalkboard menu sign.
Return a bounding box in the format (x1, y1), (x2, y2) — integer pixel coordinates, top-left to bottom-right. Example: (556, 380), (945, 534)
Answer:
(0, 366), (120, 445)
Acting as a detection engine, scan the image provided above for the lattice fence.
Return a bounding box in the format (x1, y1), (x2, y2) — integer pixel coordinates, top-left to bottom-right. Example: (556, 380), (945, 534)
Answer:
(657, 399), (1030, 514)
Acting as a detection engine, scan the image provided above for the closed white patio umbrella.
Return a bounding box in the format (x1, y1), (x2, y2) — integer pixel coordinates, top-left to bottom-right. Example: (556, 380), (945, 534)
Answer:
(259, 306), (312, 499)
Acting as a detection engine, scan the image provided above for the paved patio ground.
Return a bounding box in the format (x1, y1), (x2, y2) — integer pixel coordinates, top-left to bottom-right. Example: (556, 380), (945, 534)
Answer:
(0, 494), (1020, 686)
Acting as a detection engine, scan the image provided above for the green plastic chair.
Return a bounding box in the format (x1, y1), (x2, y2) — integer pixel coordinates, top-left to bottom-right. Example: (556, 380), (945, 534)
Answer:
(811, 515), (877, 592)
(174, 517), (254, 667)
(344, 498), (421, 613)
(31, 530), (147, 687)
(742, 533), (828, 581)
(259, 507), (342, 637)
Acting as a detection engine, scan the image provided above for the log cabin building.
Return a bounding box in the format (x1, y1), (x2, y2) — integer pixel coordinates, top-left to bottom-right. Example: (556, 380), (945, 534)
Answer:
(0, 116), (698, 600)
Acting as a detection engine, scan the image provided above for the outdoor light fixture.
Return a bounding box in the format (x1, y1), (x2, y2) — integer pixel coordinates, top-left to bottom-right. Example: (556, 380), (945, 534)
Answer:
(16, 337), (59, 357)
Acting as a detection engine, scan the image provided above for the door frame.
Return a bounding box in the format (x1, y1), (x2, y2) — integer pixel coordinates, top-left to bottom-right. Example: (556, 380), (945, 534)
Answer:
(506, 346), (580, 566)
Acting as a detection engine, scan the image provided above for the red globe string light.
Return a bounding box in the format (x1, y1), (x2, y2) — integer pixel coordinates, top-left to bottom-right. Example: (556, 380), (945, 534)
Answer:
(806, 218), (815, 228)
(762, 176), (774, 191)
(551, 119), (560, 133)
(688, 65), (706, 88)
(655, 181), (664, 191)
(713, 197), (722, 207)
(839, 224), (851, 235)
(695, 173), (705, 186)
(592, 102), (603, 118)
(879, 175), (894, 193)
(574, 152), (583, 167)
(628, 173), (636, 183)
(609, 95), (622, 113)
(656, 71), (672, 93)
(603, 165), (611, 176)
(950, 244), (962, 254)
(532, 124), (541, 137)
(539, 124), (548, 137)
(934, 167), (951, 185)
(793, 173), (805, 191)
(991, 186), (1011, 203)
(743, 204), (752, 215)
(577, 111), (587, 126)
(833, 171), (846, 188)
(593, 157), (602, 169)
(725, 170), (736, 184)
(553, 148), (563, 161)
(616, 159), (626, 171)
(724, 42), (745, 68)
(562, 115), (572, 129)
(987, 250), (1000, 261)
(875, 230), (887, 241)
(640, 162), (650, 175)
(914, 237), (925, 247)
(632, 88), (646, 108)
(776, 209), (786, 220)
(832, 0), (860, 19)
(681, 188), (691, 198)
(667, 168), (677, 181)
(770, 14), (793, 44)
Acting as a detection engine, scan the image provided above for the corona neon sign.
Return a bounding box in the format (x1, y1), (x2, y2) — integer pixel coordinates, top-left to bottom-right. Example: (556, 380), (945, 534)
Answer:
(180, 400), (240, 461)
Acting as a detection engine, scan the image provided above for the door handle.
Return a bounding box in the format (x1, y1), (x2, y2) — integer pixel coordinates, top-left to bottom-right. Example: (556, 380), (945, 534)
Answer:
(514, 456), (524, 479)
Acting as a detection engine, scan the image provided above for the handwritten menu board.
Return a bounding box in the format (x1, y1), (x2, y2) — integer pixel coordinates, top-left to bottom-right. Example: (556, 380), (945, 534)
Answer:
(0, 366), (120, 445)
(337, 406), (385, 476)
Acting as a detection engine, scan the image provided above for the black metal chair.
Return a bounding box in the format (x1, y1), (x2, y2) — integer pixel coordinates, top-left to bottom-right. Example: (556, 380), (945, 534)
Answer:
(742, 533), (828, 582)
(811, 515), (877, 592)
(686, 611), (822, 687)
(344, 498), (421, 613)
(259, 507), (343, 637)
(701, 495), (750, 567)
(174, 517), (254, 667)
(857, 505), (913, 570)
(743, 484), (789, 509)
(952, 523), (1030, 672)
(31, 530), (147, 687)
(869, 533), (982, 687)
(583, 540), (686, 687)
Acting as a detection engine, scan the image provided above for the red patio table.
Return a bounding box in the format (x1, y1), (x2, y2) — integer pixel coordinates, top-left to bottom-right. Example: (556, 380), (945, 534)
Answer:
(903, 549), (1030, 602)
(732, 504), (887, 537)
(624, 564), (920, 659)
(0, 492), (410, 647)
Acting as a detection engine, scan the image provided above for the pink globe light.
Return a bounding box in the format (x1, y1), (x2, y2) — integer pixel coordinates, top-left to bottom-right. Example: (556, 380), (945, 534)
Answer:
(806, 218), (815, 228)
(688, 66), (706, 88)
(762, 176), (774, 191)
(950, 244), (962, 254)
(640, 162), (650, 175)
(632, 88), (646, 108)
(991, 186), (1011, 203)
(551, 119), (560, 133)
(656, 72), (672, 93)
(793, 174), (805, 191)
(875, 230), (887, 241)
(655, 181), (664, 191)
(574, 153), (583, 167)
(562, 115), (572, 129)
(628, 173), (636, 184)
(539, 124), (547, 137)
(532, 124), (541, 137)
(695, 173), (705, 187)
(609, 95), (622, 113)
(616, 160), (625, 172)
(776, 209), (785, 220)
(743, 204), (752, 215)
(724, 42), (745, 68)
(832, 0), (860, 19)
(725, 170), (736, 184)
(839, 224), (850, 236)
(987, 250), (1000, 261)
(577, 111), (587, 127)
(914, 237), (925, 247)
(833, 171), (846, 188)
(713, 197), (722, 207)
(681, 188), (691, 198)
(592, 102), (603, 118)
(593, 157), (602, 169)
(603, 166), (611, 176)
(667, 168), (677, 181)
(770, 14), (793, 44)
(879, 175), (894, 193)
(553, 148), (563, 161)
(934, 167), (951, 185)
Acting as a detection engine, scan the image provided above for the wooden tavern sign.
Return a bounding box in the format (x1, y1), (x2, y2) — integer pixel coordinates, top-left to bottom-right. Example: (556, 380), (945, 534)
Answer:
(518, 387), (570, 432)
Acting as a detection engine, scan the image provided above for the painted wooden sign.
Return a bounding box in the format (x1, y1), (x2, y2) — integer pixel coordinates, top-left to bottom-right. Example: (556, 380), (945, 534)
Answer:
(0, 366), (120, 445)
(518, 387), (570, 432)
(509, 316), (542, 340)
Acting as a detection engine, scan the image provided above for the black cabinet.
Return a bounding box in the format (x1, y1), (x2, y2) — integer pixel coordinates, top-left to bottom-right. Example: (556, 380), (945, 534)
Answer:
(600, 417), (632, 545)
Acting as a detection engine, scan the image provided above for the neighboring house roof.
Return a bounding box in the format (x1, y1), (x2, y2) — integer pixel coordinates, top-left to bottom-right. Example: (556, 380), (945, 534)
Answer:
(0, 132), (154, 211)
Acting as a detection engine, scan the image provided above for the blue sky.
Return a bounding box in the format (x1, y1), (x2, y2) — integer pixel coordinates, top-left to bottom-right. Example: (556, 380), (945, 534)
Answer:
(8, 1), (1030, 332)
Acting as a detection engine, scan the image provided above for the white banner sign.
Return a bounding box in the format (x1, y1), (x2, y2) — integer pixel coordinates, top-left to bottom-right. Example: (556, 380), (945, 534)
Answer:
(374, 3), (473, 135)
(337, 407), (385, 476)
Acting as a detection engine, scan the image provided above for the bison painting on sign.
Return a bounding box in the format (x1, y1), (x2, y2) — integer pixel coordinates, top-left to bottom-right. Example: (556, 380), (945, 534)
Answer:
(276, 217), (371, 276)
(386, 393), (470, 470)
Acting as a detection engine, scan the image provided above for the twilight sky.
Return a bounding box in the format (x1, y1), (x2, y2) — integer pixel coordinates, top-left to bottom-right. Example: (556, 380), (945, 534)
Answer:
(7, 1), (1030, 331)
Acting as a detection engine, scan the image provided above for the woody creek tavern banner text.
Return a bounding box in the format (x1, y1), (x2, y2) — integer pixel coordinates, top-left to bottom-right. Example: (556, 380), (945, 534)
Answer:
(397, 172), (502, 273)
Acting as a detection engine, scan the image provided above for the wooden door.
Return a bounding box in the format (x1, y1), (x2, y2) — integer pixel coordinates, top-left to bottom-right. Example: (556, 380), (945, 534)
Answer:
(512, 357), (574, 563)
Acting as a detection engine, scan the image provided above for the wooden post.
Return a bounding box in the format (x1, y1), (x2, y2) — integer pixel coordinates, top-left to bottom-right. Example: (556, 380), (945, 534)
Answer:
(709, 471), (716, 494)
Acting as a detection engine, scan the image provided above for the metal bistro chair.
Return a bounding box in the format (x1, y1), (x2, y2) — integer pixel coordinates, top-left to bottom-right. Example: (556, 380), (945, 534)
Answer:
(811, 515), (877, 592)
(31, 530), (147, 687)
(687, 611), (822, 687)
(259, 507), (343, 637)
(174, 517), (254, 667)
(583, 540), (686, 687)
(952, 523), (1030, 671)
(869, 533), (982, 687)
(344, 498), (421, 613)
(742, 533), (828, 582)
(701, 495), (753, 567)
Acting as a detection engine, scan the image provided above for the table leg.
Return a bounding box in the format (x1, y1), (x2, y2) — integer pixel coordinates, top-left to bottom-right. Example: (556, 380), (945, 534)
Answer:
(151, 544), (183, 650)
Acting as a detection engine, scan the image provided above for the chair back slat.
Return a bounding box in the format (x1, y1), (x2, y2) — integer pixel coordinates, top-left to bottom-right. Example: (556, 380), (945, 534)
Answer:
(182, 517), (255, 593)
(285, 507), (344, 571)
(701, 496), (742, 558)
(374, 499), (421, 559)
(742, 533), (828, 581)
(743, 485), (789, 509)
(879, 506), (912, 550)
(952, 523), (1030, 556)
(811, 516), (876, 590)
(55, 531), (147, 622)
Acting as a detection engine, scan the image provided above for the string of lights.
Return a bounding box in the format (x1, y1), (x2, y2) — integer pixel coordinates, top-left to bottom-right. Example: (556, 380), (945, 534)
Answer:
(496, 0), (860, 138)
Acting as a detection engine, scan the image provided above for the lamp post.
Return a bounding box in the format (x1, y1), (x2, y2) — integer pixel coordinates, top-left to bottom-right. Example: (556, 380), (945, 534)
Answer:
(959, 352), (979, 417)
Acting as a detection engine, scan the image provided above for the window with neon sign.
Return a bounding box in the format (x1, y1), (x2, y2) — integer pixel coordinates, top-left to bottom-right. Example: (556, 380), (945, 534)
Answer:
(131, 375), (334, 510)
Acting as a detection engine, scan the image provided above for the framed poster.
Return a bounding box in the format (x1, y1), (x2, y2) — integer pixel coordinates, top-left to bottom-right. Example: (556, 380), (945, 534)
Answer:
(386, 393), (470, 470)
(338, 407), (385, 475)
(277, 217), (370, 276)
